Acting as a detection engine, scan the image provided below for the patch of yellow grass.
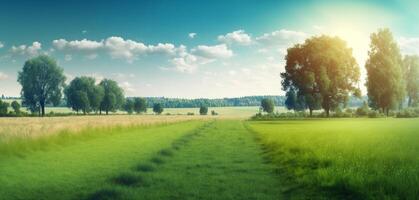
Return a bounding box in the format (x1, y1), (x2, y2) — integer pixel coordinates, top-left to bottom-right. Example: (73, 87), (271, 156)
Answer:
(0, 115), (209, 142)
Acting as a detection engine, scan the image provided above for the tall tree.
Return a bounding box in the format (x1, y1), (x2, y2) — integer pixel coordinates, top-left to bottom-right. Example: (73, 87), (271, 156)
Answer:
(99, 79), (124, 115)
(90, 85), (105, 113)
(366, 28), (405, 115)
(0, 100), (9, 116)
(261, 98), (275, 114)
(18, 55), (66, 116)
(281, 35), (360, 116)
(134, 97), (147, 114)
(403, 55), (419, 107)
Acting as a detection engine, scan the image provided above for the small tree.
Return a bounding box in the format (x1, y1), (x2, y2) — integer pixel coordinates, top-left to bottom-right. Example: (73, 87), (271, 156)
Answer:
(199, 106), (208, 115)
(99, 79), (125, 115)
(0, 100), (9, 116)
(11, 101), (21, 114)
(356, 101), (369, 116)
(261, 98), (275, 114)
(124, 98), (134, 114)
(134, 97), (147, 114)
(153, 103), (163, 115)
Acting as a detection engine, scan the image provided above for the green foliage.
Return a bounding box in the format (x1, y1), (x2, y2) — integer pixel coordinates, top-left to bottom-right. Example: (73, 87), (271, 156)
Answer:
(11, 101), (20, 114)
(211, 110), (218, 115)
(152, 103), (164, 115)
(199, 105), (208, 115)
(17, 55), (66, 116)
(355, 101), (369, 117)
(124, 98), (134, 114)
(396, 108), (419, 118)
(133, 97), (147, 114)
(366, 28), (405, 115)
(99, 79), (125, 115)
(64, 77), (104, 114)
(402, 55), (419, 107)
(0, 99), (9, 116)
(281, 35), (360, 117)
(260, 98), (274, 113)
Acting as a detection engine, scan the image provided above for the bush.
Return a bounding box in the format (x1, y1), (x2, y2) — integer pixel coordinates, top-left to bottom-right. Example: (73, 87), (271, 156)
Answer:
(356, 101), (369, 117)
(211, 110), (218, 115)
(199, 106), (208, 115)
(368, 110), (385, 118)
(187, 112), (194, 115)
(396, 108), (419, 118)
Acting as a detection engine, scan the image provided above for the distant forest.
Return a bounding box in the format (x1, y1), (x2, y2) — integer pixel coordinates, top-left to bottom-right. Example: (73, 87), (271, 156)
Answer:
(1, 95), (366, 108)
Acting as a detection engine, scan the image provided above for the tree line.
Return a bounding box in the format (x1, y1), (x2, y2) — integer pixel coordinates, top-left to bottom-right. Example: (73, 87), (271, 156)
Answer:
(281, 28), (419, 116)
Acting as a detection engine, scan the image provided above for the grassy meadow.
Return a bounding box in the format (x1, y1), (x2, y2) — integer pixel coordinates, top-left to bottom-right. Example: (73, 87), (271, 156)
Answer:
(247, 118), (419, 199)
(1, 108), (418, 199)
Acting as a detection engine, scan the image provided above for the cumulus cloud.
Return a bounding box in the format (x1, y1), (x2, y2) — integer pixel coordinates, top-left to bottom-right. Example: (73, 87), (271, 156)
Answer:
(53, 39), (104, 50)
(0, 72), (8, 80)
(398, 37), (419, 55)
(53, 37), (177, 62)
(192, 44), (233, 59)
(218, 30), (252, 45)
(0, 42), (4, 48)
(11, 41), (42, 57)
(188, 33), (197, 39)
(119, 81), (135, 93)
(256, 29), (308, 47)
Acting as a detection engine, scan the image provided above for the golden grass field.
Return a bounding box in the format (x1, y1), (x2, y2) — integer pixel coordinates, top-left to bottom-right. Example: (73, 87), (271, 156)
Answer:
(0, 115), (209, 142)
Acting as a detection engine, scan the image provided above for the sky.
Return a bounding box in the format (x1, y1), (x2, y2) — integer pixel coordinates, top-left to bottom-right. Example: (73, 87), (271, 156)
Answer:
(1, 0), (419, 98)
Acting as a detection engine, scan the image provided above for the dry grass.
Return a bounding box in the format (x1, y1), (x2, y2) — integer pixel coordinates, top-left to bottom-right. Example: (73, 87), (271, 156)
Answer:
(0, 115), (209, 142)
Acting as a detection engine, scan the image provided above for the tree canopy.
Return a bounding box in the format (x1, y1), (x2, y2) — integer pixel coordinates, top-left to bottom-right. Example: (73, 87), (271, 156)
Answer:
(366, 28), (404, 115)
(199, 106), (208, 115)
(65, 76), (100, 114)
(261, 98), (275, 113)
(153, 103), (164, 115)
(403, 55), (419, 107)
(17, 55), (66, 116)
(133, 97), (147, 114)
(99, 79), (125, 115)
(281, 35), (360, 116)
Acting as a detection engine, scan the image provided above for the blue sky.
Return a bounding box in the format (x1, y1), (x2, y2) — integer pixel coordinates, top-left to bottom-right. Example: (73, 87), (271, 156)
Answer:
(1, 0), (419, 98)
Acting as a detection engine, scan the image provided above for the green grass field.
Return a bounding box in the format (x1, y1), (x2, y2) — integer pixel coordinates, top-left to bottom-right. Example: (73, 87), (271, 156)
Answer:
(247, 118), (419, 199)
(1, 113), (418, 199)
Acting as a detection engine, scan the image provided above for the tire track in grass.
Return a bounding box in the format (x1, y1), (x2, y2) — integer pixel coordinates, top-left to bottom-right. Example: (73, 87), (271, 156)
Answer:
(86, 121), (215, 200)
(87, 120), (282, 200)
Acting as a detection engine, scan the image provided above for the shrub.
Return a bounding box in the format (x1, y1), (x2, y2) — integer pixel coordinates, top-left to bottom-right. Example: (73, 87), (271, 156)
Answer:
(187, 112), (194, 115)
(396, 109), (419, 118)
(368, 110), (385, 118)
(199, 106), (208, 115)
(211, 110), (218, 115)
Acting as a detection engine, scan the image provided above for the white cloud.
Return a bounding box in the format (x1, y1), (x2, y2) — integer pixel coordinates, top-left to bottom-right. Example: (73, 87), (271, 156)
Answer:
(53, 39), (104, 51)
(119, 81), (135, 93)
(256, 29), (308, 47)
(192, 44), (233, 59)
(11, 41), (42, 57)
(64, 54), (72, 61)
(85, 54), (98, 60)
(82, 30), (87, 34)
(398, 37), (419, 55)
(188, 33), (197, 39)
(218, 30), (252, 45)
(104, 36), (148, 62)
(0, 72), (8, 80)
(0, 42), (4, 48)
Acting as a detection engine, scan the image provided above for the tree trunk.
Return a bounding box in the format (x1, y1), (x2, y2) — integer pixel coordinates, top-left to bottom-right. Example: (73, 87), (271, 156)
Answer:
(309, 109), (313, 117)
(408, 97), (412, 107)
(106, 110), (108, 115)
(40, 100), (45, 117)
(326, 109), (330, 117)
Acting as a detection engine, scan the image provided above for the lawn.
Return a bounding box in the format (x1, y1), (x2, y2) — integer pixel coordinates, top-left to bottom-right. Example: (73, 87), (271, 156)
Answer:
(246, 118), (419, 199)
(0, 120), (207, 199)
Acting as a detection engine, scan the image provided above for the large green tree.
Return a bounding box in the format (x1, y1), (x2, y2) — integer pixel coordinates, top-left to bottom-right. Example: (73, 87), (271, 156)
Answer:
(366, 28), (405, 115)
(134, 97), (147, 114)
(18, 55), (66, 116)
(124, 98), (134, 114)
(99, 79), (124, 115)
(402, 55), (419, 107)
(65, 76), (98, 114)
(281, 35), (360, 116)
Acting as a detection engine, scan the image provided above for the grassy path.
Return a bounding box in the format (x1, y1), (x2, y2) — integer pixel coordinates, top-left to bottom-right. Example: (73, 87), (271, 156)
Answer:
(91, 120), (282, 200)
(0, 121), (207, 200)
